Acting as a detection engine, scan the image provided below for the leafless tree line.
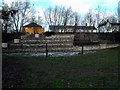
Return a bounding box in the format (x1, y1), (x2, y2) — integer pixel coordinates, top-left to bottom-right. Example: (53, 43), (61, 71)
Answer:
(44, 6), (81, 26)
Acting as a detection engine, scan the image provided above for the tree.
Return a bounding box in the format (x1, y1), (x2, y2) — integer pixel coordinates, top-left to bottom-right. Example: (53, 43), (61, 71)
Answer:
(72, 12), (81, 33)
(10, 1), (33, 32)
(2, 0), (43, 33)
(83, 9), (98, 27)
(63, 7), (72, 26)
(1, 1), (35, 33)
(44, 7), (53, 25)
(84, 9), (94, 26)
(95, 5), (103, 32)
(108, 15), (118, 32)
(44, 6), (66, 26)
(118, 1), (120, 22)
(44, 6), (76, 32)
(1, 3), (18, 33)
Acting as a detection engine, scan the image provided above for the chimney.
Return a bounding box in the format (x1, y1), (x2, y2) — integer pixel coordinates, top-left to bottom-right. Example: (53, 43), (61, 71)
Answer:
(107, 19), (109, 22)
(86, 23), (87, 26)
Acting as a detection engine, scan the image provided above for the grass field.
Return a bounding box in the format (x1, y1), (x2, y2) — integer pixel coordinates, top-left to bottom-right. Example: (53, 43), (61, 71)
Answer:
(2, 47), (119, 88)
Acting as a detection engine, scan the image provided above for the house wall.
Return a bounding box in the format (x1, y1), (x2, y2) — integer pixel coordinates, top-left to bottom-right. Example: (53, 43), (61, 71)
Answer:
(98, 22), (120, 32)
(24, 27), (44, 34)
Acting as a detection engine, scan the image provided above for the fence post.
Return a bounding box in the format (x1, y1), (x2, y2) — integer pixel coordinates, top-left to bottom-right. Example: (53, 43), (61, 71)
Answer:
(46, 43), (48, 57)
(81, 44), (84, 54)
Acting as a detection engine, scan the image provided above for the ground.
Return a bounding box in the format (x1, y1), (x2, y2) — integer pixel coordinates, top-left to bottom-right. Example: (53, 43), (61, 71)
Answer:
(2, 47), (120, 88)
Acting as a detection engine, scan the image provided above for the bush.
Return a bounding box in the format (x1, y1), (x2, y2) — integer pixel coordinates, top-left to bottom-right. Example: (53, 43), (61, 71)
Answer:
(43, 31), (55, 37)
(2, 32), (25, 43)
(113, 31), (120, 43)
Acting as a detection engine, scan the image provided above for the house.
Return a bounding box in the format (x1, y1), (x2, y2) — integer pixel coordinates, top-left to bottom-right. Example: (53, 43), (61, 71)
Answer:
(22, 22), (44, 35)
(49, 25), (97, 33)
(98, 20), (120, 32)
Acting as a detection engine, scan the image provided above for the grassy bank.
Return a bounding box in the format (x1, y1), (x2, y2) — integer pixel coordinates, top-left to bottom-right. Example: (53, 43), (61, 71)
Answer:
(2, 47), (119, 88)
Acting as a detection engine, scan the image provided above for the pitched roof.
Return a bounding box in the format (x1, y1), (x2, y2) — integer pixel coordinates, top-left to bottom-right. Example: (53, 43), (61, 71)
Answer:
(98, 19), (120, 28)
(23, 22), (42, 28)
(49, 25), (97, 30)
(98, 21), (108, 28)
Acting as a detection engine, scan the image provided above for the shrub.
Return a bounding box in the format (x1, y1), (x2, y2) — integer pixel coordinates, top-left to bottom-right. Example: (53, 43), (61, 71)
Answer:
(43, 31), (55, 37)
(113, 31), (120, 43)
(2, 32), (25, 43)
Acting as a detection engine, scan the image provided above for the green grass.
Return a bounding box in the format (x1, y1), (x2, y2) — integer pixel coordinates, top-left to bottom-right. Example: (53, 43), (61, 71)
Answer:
(2, 47), (119, 88)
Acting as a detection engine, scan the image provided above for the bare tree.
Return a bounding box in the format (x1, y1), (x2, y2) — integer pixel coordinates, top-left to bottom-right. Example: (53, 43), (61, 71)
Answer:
(95, 5), (103, 32)
(118, 1), (120, 22)
(44, 6), (66, 26)
(57, 6), (65, 25)
(74, 12), (81, 26)
(1, 2), (18, 33)
(63, 7), (72, 25)
(108, 15), (118, 32)
(2, 4), (10, 33)
(72, 12), (81, 33)
(44, 6), (75, 32)
(96, 5), (102, 24)
(35, 15), (43, 25)
(2, 1), (42, 33)
(44, 7), (53, 25)
(84, 9), (95, 26)
(53, 6), (59, 25)
(10, 1), (33, 32)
